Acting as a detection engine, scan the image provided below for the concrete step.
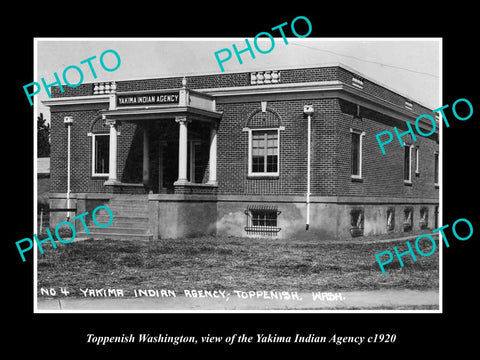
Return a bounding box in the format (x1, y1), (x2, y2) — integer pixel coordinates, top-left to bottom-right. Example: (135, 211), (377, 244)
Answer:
(93, 219), (149, 228)
(109, 199), (148, 204)
(109, 201), (149, 207)
(83, 226), (148, 235)
(77, 231), (152, 241)
(95, 213), (148, 224)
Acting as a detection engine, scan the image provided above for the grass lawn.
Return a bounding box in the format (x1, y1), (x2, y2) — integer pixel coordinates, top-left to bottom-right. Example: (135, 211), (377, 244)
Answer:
(36, 233), (439, 297)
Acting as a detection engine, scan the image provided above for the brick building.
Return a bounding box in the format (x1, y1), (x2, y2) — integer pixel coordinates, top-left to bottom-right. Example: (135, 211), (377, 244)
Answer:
(43, 64), (439, 240)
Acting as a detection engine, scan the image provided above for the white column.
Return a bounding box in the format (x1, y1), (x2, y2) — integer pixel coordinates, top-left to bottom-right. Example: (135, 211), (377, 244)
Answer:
(174, 116), (190, 184)
(207, 122), (218, 185)
(105, 118), (119, 185)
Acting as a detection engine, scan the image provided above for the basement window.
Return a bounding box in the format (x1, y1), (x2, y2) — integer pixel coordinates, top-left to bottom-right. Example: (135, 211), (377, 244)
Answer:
(350, 208), (364, 237)
(403, 207), (413, 232)
(386, 208), (395, 232)
(419, 207), (429, 229)
(245, 205), (281, 236)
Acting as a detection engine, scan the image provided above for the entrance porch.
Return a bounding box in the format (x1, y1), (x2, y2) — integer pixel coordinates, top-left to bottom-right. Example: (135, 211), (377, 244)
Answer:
(100, 81), (221, 195)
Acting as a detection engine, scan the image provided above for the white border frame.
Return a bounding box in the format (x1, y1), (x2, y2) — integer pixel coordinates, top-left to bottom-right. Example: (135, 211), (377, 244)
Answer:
(33, 37), (442, 315)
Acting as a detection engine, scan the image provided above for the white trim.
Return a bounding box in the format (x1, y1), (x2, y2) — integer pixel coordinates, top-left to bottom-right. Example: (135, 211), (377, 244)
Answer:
(403, 143), (414, 184)
(350, 129), (365, 179)
(42, 94), (111, 107)
(415, 146), (420, 174)
(434, 150), (439, 186)
(91, 133), (110, 177)
(247, 127), (283, 177)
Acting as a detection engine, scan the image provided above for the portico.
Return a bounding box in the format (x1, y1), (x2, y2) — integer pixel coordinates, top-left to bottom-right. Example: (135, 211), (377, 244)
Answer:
(100, 78), (222, 194)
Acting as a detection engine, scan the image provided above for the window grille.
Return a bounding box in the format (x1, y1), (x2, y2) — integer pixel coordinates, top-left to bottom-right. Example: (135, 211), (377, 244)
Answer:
(245, 205), (281, 236)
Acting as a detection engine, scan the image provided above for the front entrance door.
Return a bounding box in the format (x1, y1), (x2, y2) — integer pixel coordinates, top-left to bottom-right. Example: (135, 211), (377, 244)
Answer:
(158, 139), (208, 193)
(159, 141), (178, 193)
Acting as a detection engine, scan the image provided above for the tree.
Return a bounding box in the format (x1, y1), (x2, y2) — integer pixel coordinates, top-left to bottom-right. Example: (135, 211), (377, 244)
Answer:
(37, 113), (50, 157)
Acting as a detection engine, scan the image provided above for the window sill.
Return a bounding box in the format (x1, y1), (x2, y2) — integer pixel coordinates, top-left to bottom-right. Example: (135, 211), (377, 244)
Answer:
(92, 174), (109, 179)
(350, 227), (364, 237)
(247, 174), (280, 180)
(434, 183), (439, 189)
(351, 176), (363, 183)
(245, 226), (281, 234)
(403, 181), (412, 186)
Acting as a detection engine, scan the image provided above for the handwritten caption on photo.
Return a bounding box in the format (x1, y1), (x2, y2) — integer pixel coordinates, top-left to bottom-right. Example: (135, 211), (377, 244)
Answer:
(39, 287), (345, 302)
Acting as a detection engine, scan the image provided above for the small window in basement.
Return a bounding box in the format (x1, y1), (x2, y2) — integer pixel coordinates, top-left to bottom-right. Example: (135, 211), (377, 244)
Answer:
(403, 207), (413, 232)
(420, 207), (429, 229)
(245, 205), (281, 236)
(387, 208), (395, 232)
(350, 208), (364, 237)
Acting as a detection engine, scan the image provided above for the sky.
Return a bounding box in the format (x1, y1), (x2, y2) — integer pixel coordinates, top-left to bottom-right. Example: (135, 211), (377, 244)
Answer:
(34, 38), (441, 121)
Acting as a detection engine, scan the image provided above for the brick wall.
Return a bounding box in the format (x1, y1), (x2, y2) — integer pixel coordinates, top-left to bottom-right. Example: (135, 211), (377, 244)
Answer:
(50, 65), (433, 116)
(50, 108), (107, 194)
(48, 65), (438, 200)
(336, 99), (439, 199)
(216, 98), (339, 196)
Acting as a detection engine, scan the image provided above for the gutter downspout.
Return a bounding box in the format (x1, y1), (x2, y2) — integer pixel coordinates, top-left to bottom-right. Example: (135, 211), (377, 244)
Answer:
(303, 105), (314, 230)
(64, 116), (73, 221)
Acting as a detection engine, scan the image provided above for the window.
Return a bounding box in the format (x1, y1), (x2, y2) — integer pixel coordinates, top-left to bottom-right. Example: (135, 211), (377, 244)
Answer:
(92, 133), (109, 176)
(420, 207), (429, 229)
(188, 141), (207, 184)
(404, 144), (412, 183)
(351, 129), (364, 179)
(434, 151), (439, 186)
(245, 205), (281, 236)
(403, 207), (413, 231)
(386, 208), (395, 232)
(350, 208), (364, 237)
(249, 129), (279, 176)
(415, 147), (420, 175)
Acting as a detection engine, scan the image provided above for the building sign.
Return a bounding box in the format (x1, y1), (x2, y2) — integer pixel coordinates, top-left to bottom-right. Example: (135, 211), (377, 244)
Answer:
(117, 92), (179, 106)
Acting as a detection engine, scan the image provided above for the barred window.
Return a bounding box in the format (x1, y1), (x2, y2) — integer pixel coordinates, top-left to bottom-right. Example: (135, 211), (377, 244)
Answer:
(245, 205), (281, 236)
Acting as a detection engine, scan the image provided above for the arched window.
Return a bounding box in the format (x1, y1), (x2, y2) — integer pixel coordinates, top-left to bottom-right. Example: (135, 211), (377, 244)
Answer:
(243, 107), (284, 177)
(88, 114), (110, 177)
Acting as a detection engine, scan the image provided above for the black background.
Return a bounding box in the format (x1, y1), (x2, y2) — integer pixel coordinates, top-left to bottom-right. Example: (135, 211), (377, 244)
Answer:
(6, 5), (477, 356)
